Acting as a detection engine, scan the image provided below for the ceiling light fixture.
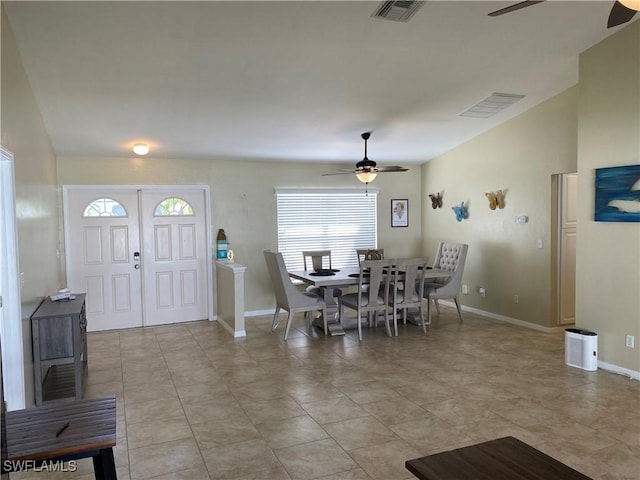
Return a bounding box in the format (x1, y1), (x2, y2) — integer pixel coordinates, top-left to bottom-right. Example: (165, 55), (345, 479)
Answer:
(132, 143), (149, 156)
(356, 170), (378, 184)
(355, 133), (378, 185)
(321, 132), (407, 193)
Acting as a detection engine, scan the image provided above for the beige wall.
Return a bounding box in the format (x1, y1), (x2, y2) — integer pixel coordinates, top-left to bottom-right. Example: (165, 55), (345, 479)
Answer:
(56, 157), (423, 312)
(1, 7), (61, 405)
(420, 87), (578, 328)
(5, 3), (638, 378)
(576, 22), (639, 373)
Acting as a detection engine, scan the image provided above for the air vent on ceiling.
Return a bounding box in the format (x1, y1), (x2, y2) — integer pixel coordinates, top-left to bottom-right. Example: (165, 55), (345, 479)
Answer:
(373, 1), (424, 22)
(459, 93), (526, 119)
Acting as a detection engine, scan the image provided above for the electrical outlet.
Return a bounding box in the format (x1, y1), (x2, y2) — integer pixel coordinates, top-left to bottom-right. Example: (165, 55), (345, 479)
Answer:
(626, 335), (635, 348)
(513, 294), (519, 304)
(478, 287), (486, 297)
(536, 239), (543, 249)
(462, 284), (470, 295)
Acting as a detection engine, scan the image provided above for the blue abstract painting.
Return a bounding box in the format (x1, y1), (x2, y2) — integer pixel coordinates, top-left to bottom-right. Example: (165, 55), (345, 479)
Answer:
(595, 164), (640, 222)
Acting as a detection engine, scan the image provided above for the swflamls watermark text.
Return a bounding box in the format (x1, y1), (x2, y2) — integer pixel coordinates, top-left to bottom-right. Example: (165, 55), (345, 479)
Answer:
(2, 459), (78, 472)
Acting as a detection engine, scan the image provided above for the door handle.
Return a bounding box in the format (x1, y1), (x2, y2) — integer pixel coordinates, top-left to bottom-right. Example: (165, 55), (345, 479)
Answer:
(134, 264), (140, 269)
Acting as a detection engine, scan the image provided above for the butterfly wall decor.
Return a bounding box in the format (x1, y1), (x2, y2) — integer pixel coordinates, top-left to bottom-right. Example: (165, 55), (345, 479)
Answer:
(452, 202), (468, 222)
(428, 192), (443, 209)
(485, 190), (505, 210)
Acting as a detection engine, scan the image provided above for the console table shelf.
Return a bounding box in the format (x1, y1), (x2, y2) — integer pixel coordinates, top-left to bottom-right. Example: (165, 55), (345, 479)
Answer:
(31, 294), (87, 405)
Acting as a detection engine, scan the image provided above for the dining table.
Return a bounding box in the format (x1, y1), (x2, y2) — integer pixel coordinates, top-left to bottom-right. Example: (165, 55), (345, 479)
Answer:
(288, 265), (453, 336)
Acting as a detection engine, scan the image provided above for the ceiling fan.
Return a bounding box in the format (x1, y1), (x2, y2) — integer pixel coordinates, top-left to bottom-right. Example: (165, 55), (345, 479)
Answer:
(488, 0), (639, 29)
(322, 132), (408, 186)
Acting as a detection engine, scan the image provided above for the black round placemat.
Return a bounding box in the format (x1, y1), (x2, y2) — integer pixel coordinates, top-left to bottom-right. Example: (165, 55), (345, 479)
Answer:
(309, 270), (336, 276)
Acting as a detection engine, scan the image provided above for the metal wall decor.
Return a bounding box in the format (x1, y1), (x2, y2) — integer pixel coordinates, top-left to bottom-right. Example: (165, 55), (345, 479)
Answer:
(485, 190), (505, 210)
(428, 191), (443, 209)
(452, 202), (468, 222)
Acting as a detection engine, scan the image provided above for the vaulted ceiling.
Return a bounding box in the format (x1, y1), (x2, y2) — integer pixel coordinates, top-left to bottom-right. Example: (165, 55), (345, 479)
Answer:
(4, 1), (634, 166)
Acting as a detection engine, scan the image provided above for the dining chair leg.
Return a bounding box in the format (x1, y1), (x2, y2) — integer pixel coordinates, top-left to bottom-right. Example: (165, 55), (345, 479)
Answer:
(418, 305), (427, 333)
(382, 309), (392, 337)
(454, 297), (463, 322)
(357, 307), (363, 341)
(426, 297), (432, 326)
(284, 311), (295, 340)
(393, 309), (399, 336)
(271, 307), (281, 331)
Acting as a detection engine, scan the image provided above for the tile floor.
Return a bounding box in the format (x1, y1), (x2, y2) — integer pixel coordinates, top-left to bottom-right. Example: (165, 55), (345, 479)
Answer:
(13, 306), (640, 480)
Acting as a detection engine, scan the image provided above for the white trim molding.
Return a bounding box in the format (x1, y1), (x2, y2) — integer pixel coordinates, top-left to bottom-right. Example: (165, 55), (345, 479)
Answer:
(0, 147), (26, 410)
(443, 301), (564, 333)
(598, 361), (640, 381)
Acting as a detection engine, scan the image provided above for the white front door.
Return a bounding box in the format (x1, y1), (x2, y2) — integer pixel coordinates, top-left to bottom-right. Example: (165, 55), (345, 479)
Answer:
(66, 189), (143, 331)
(140, 190), (208, 326)
(65, 187), (210, 331)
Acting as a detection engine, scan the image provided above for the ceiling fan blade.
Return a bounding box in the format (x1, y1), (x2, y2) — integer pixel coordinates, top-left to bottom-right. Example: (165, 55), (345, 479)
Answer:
(376, 166), (409, 173)
(488, 0), (545, 17)
(321, 171), (355, 176)
(607, 0), (638, 28)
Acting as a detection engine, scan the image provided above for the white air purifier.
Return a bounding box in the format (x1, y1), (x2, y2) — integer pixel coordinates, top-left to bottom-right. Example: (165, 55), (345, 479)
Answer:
(565, 328), (598, 371)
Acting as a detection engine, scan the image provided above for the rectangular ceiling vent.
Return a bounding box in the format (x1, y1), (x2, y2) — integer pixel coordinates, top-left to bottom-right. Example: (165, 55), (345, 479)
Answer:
(459, 93), (526, 119)
(373, 1), (425, 22)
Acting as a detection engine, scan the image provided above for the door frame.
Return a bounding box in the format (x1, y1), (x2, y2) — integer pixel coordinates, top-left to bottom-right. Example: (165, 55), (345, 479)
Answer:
(62, 185), (214, 325)
(0, 147), (26, 410)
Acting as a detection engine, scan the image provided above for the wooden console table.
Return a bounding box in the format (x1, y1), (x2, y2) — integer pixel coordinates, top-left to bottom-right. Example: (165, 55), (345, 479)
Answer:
(406, 436), (592, 480)
(1, 395), (117, 479)
(31, 294), (87, 405)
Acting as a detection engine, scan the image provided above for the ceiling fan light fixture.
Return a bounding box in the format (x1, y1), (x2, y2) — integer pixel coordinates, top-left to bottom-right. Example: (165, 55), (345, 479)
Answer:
(356, 171), (378, 184)
(619, 0), (640, 10)
(132, 143), (149, 155)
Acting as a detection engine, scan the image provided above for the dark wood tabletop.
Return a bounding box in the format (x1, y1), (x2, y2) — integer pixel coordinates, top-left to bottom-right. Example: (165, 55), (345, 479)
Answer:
(406, 436), (592, 480)
(3, 395), (116, 462)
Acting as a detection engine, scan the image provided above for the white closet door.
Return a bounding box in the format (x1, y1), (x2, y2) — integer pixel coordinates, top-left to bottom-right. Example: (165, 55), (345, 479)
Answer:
(558, 173), (577, 326)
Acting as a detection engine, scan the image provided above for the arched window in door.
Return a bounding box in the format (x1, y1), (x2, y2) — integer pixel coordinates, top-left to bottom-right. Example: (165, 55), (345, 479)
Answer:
(154, 197), (194, 216)
(82, 198), (127, 217)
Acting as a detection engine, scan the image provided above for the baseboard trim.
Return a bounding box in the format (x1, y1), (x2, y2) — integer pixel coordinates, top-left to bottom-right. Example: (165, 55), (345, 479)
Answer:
(215, 316), (247, 338)
(245, 309), (276, 317)
(438, 300), (562, 333)
(597, 360), (640, 381)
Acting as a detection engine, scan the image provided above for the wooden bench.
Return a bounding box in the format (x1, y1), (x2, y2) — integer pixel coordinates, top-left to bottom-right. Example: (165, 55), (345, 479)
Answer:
(1, 396), (117, 479)
(406, 436), (592, 480)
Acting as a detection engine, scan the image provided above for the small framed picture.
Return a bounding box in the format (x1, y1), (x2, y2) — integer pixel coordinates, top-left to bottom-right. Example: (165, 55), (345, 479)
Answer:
(391, 199), (408, 227)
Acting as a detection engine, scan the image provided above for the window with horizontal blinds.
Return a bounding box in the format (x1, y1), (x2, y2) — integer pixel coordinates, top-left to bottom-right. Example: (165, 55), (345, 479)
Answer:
(276, 189), (378, 270)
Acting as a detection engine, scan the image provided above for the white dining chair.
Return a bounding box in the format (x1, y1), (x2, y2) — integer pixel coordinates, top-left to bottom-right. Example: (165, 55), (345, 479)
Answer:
(263, 250), (327, 340)
(302, 250), (333, 271)
(387, 257), (430, 335)
(356, 248), (385, 265)
(302, 250), (342, 316)
(423, 243), (468, 324)
(339, 258), (394, 340)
